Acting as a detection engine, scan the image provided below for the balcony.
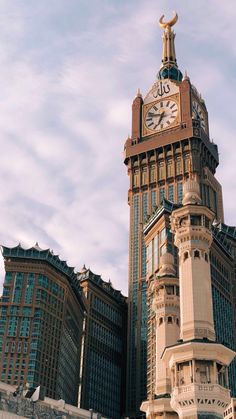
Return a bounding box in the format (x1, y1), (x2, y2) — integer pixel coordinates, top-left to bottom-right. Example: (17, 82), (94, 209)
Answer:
(170, 383), (231, 416)
(173, 383), (229, 397)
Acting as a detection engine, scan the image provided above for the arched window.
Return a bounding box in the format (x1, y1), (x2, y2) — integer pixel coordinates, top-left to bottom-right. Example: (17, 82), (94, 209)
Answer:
(205, 253), (208, 262)
(167, 316), (172, 324)
(194, 250), (200, 258)
(159, 317), (163, 326)
(183, 252), (189, 261)
(176, 318), (179, 326)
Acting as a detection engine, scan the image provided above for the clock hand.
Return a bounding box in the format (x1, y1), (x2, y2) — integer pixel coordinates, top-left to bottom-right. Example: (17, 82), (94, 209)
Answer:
(148, 112), (158, 117)
(157, 111), (165, 125)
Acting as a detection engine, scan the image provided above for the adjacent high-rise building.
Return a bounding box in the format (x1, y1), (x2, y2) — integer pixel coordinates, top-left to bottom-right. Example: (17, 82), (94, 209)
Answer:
(141, 175), (235, 418)
(124, 12), (236, 417)
(0, 243), (86, 406)
(77, 266), (127, 419)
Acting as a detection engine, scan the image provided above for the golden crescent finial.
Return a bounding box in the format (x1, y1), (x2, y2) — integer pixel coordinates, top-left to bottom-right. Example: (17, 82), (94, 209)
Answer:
(159, 11), (178, 30)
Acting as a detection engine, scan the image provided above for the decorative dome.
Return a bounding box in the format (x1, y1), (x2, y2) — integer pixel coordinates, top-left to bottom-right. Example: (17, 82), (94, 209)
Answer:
(158, 65), (183, 82)
(182, 177), (202, 206)
(158, 252), (176, 277)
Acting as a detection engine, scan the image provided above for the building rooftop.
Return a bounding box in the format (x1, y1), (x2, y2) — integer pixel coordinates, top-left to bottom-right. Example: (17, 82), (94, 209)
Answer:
(77, 267), (127, 304)
(1, 243), (86, 310)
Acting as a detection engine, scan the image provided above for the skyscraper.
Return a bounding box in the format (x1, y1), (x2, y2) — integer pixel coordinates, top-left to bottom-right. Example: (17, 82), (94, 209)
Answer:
(0, 243), (86, 405)
(141, 174), (235, 418)
(124, 12), (236, 417)
(78, 266), (127, 419)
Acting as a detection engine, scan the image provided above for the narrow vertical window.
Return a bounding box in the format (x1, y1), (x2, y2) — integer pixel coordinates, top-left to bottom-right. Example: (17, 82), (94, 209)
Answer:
(167, 160), (173, 178)
(142, 167), (147, 185)
(158, 161), (164, 180)
(184, 154), (190, 172)
(168, 185), (174, 202)
(150, 165), (156, 183)
(175, 157), (182, 175)
(177, 182), (183, 204)
(159, 188), (165, 203)
(133, 169), (139, 187)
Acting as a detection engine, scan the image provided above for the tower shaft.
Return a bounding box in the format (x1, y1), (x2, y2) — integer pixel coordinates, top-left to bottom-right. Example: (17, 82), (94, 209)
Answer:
(162, 180), (236, 418)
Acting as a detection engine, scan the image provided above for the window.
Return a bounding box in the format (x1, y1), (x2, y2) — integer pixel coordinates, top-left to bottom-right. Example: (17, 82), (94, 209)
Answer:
(153, 235), (158, 271)
(194, 250), (200, 258)
(159, 188), (165, 203)
(190, 215), (201, 226)
(177, 182), (183, 204)
(141, 167), (147, 185)
(158, 162), (164, 179)
(159, 317), (163, 326)
(167, 160), (173, 177)
(175, 157), (182, 175)
(151, 190), (156, 210)
(4, 272), (13, 284)
(205, 253), (208, 262)
(184, 252), (188, 261)
(147, 242), (152, 274)
(167, 317), (172, 324)
(166, 286), (174, 295)
(184, 154), (190, 172)
(204, 216), (210, 229)
(12, 273), (24, 303)
(133, 169), (139, 187)
(160, 228), (166, 243)
(160, 244), (166, 256)
(150, 165), (156, 183)
(168, 184), (174, 202)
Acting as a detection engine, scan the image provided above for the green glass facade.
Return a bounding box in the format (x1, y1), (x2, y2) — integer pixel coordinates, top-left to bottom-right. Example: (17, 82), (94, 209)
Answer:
(0, 244), (85, 405)
(78, 268), (127, 419)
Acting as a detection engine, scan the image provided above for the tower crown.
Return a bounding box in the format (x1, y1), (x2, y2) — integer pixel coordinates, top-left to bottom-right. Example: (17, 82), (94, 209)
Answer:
(158, 12), (183, 81)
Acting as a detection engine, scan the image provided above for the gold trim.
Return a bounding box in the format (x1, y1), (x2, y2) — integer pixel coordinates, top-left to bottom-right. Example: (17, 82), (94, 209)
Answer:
(159, 11), (178, 31)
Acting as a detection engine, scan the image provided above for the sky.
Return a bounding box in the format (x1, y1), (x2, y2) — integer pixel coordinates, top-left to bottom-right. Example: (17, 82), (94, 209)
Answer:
(0, 0), (235, 295)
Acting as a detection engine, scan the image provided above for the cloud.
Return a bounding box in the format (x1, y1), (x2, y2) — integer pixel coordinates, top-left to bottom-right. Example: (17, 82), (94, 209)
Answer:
(0, 0), (235, 295)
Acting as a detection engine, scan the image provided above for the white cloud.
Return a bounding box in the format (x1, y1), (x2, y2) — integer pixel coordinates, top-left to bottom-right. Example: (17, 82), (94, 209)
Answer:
(0, 0), (235, 295)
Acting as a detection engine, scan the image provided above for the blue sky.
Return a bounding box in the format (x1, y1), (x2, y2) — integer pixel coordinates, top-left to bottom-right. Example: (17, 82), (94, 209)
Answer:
(0, 0), (235, 294)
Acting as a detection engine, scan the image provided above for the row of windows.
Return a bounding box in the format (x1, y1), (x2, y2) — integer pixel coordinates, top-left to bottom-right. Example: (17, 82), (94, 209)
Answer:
(92, 296), (122, 326)
(3, 273), (65, 304)
(183, 250), (209, 263)
(201, 183), (218, 215)
(152, 183), (183, 206)
(90, 320), (122, 352)
(147, 228), (173, 275)
(87, 350), (121, 418)
(142, 193), (148, 277)
(158, 316), (179, 326)
(132, 155), (190, 187)
(210, 253), (229, 280)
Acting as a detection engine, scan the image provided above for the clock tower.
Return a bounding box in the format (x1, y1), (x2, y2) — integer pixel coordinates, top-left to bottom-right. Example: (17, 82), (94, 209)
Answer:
(124, 12), (228, 418)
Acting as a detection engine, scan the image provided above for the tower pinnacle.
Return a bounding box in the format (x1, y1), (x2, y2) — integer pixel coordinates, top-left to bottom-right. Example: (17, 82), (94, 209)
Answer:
(158, 11), (183, 81)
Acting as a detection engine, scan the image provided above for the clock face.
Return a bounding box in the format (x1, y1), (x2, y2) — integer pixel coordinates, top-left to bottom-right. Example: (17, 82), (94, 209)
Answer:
(144, 99), (179, 132)
(192, 100), (206, 132)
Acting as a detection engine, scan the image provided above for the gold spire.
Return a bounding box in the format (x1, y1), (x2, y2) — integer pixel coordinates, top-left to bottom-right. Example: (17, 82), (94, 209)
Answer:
(159, 11), (178, 67)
